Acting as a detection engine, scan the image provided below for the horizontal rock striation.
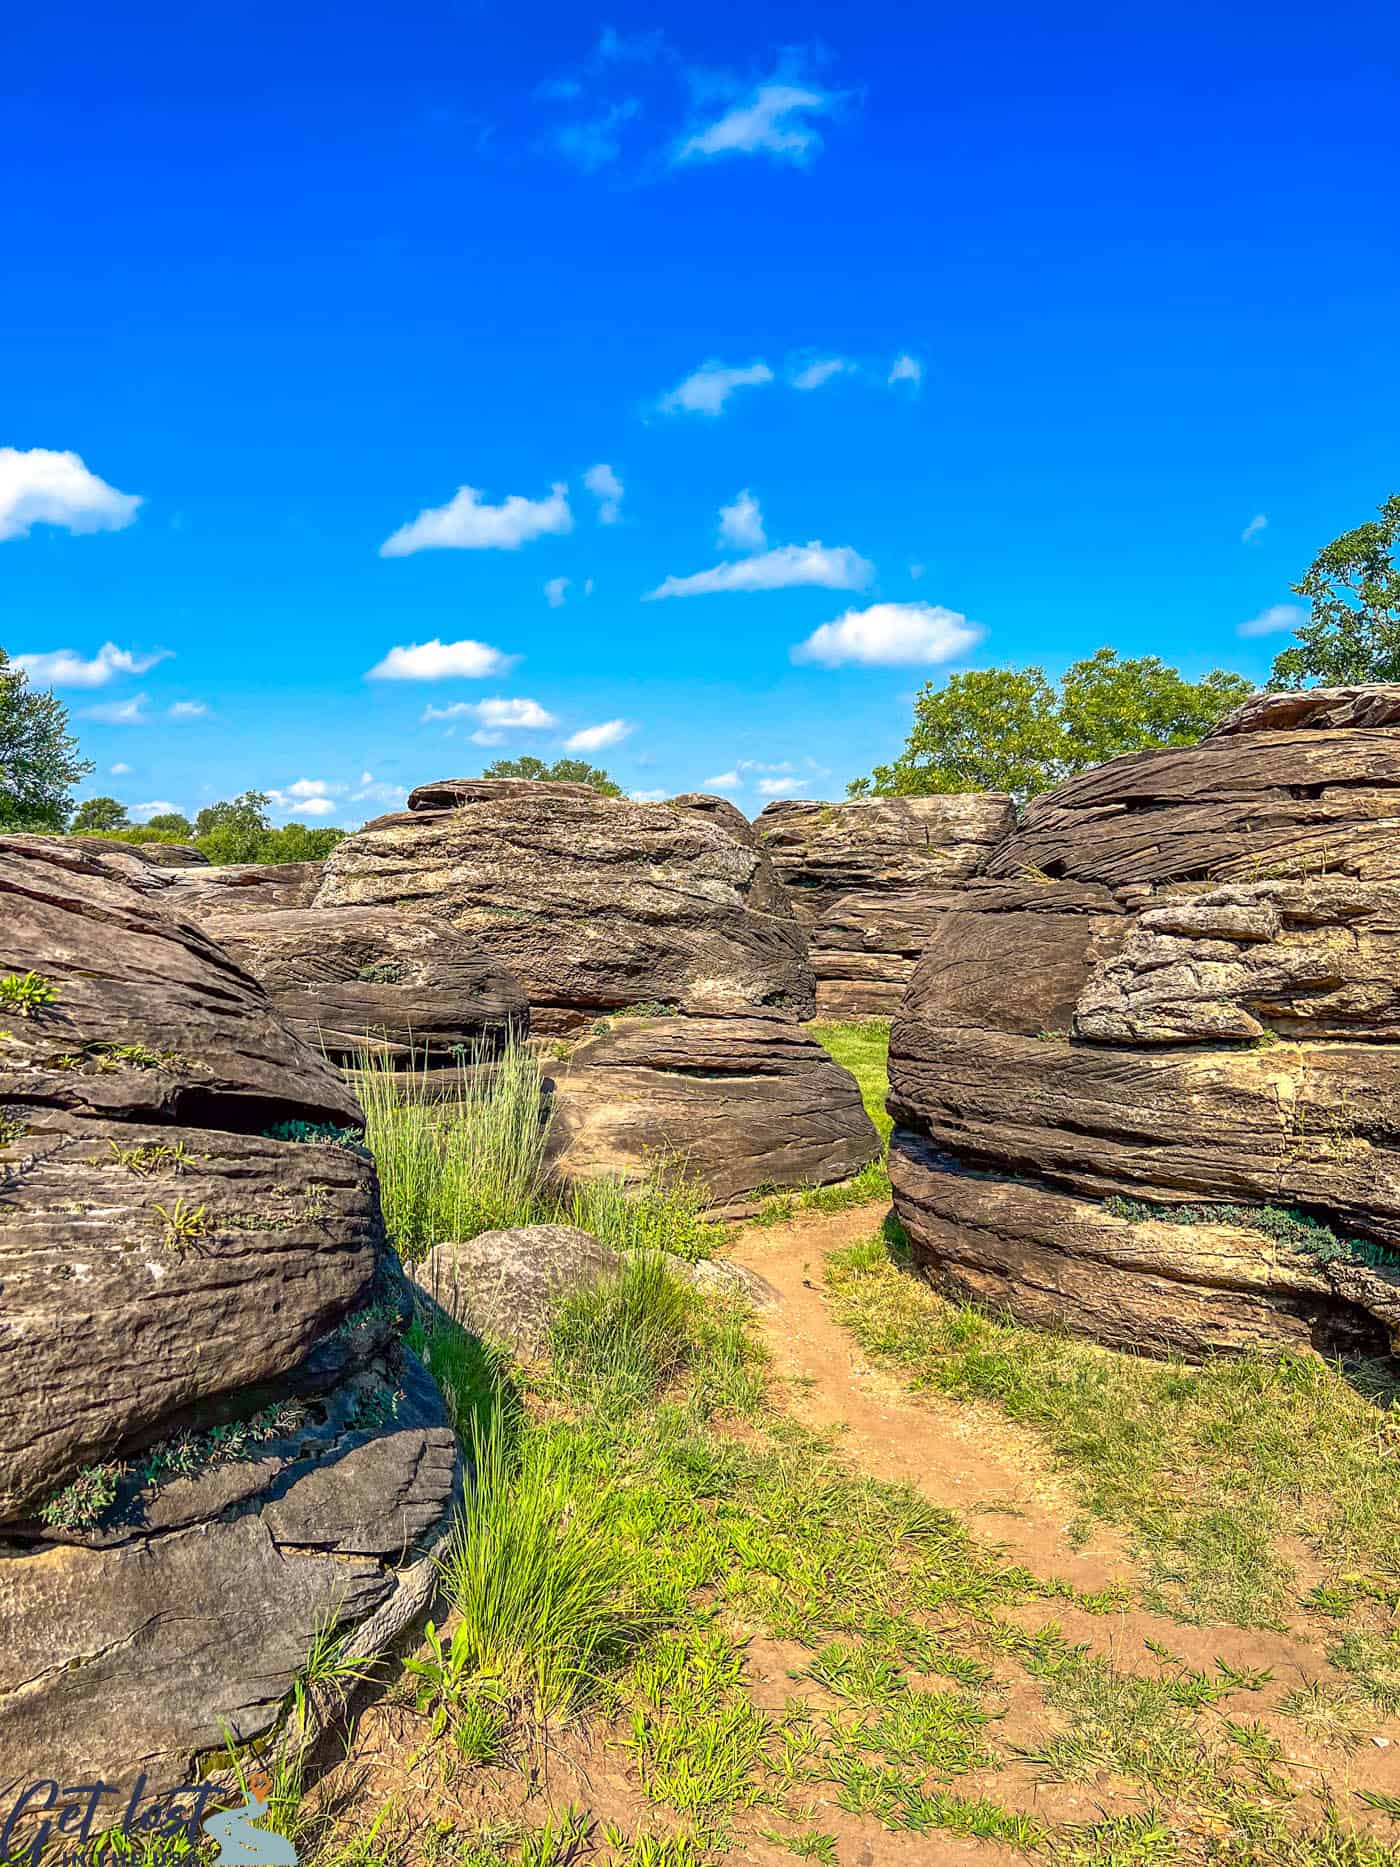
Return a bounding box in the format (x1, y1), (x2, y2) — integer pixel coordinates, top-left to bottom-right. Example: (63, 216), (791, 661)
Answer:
(888, 693), (1400, 1362)
(756, 794), (1016, 926)
(546, 1014), (881, 1215)
(0, 835), (458, 1798)
(200, 904), (529, 1064)
(313, 780), (815, 1034)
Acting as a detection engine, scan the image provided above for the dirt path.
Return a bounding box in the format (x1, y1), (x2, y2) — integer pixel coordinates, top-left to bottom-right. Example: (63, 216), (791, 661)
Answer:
(724, 1202), (1362, 1699)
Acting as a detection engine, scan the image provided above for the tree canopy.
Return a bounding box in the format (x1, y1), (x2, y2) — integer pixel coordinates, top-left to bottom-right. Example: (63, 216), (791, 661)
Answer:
(0, 648), (93, 830)
(143, 811), (194, 837)
(847, 648), (1252, 800)
(70, 795), (131, 833)
(482, 754), (623, 797)
(1270, 493), (1400, 688)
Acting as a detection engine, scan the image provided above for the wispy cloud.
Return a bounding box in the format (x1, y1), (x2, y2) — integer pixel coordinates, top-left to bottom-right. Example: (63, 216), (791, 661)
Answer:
(554, 97), (640, 171)
(1237, 602), (1306, 638)
(545, 577), (571, 609)
(13, 642), (170, 688)
(422, 697), (558, 728)
(352, 776), (409, 805)
(756, 776), (807, 797)
(583, 462), (624, 523)
(790, 356), (850, 391)
(675, 74), (846, 167)
(595, 25), (668, 63)
(131, 800), (180, 821)
(887, 353), (923, 390)
(380, 483), (572, 556)
(646, 541), (874, 601)
(167, 699), (208, 719)
(717, 489), (766, 553)
(367, 638), (518, 680)
(1241, 513), (1268, 545)
(793, 601), (981, 667)
(659, 359), (773, 416)
(629, 787), (669, 802)
(82, 694), (150, 725)
(565, 718), (632, 752)
(268, 778), (346, 818)
(0, 447), (142, 542)
(702, 770), (742, 791)
(110, 762), (131, 776)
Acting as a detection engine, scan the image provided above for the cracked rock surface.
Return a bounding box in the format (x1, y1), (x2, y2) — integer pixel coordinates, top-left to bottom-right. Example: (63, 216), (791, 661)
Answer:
(888, 689), (1400, 1361)
(0, 836), (459, 1799)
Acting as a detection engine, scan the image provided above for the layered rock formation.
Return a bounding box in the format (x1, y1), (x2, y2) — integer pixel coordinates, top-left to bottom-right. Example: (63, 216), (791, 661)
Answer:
(315, 780), (815, 1034)
(547, 1014), (880, 1215)
(755, 794), (1015, 926)
(166, 858), (325, 915)
(199, 905), (528, 1065)
(0, 836), (457, 1797)
(810, 889), (966, 1018)
(889, 688), (1400, 1362)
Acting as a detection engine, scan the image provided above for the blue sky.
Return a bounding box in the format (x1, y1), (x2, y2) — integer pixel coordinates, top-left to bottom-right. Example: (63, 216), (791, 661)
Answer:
(3, 0), (1397, 823)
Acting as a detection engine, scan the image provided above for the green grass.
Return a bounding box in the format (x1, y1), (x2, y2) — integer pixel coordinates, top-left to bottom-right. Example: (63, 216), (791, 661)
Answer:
(826, 1219), (1400, 1633)
(357, 1043), (714, 1263)
(806, 1019), (891, 1143)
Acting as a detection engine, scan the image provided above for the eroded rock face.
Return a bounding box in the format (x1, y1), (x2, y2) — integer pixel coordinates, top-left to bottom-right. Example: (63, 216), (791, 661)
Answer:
(811, 889), (968, 1018)
(546, 1015), (880, 1215)
(199, 905), (529, 1064)
(888, 697), (1400, 1361)
(313, 780), (815, 1034)
(0, 836), (458, 1799)
(166, 859), (325, 915)
(755, 794), (1016, 926)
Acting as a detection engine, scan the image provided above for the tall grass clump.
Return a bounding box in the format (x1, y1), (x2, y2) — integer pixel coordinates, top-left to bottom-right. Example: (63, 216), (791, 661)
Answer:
(549, 1253), (695, 1411)
(440, 1409), (656, 1720)
(356, 1044), (550, 1260)
(566, 1167), (712, 1263)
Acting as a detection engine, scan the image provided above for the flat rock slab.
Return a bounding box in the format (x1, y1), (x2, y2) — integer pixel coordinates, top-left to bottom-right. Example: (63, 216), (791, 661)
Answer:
(313, 781), (815, 1033)
(200, 904), (528, 1063)
(166, 859), (325, 914)
(546, 1014), (881, 1214)
(754, 794), (1015, 925)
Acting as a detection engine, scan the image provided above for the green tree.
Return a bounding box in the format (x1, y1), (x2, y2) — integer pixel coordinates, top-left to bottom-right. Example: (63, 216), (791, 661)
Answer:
(0, 648), (93, 829)
(143, 811), (195, 837)
(482, 754), (623, 797)
(1270, 493), (1400, 688)
(193, 791), (273, 864)
(848, 649), (1251, 800)
(70, 795), (132, 833)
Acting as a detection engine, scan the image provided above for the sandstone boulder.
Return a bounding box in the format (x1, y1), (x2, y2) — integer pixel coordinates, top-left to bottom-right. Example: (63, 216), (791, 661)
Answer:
(755, 794), (1015, 926)
(199, 905), (528, 1064)
(313, 780), (815, 1034)
(67, 835), (210, 868)
(546, 1015), (881, 1215)
(166, 859), (325, 915)
(811, 889), (968, 1018)
(0, 835), (459, 1800)
(888, 696), (1400, 1361)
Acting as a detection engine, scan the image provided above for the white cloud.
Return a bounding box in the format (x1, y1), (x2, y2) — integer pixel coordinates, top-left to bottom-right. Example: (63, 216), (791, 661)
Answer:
(352, 778), (409, 805)
(1241, 513), (1268, 545)
(131, 800), (179, 821)
(888, 353), (924, 390)
(646, 541), (874, 601)
(422, 697), (557, 729)
(545, 577), (570, 608)
(0, 447), (142, 543)
(471, 730), (505, 746)
(565, 719), (632, 753)
(167, 699), (208, 719)
(267, 779), (346, 818)
(703, 770), (742, 791)
(739, 759), (793, 773)
(583, 462), (624, 524)
(13, 642), (170, 688)
(82, 694), (150, 725)
(757, 776), (807, 797)
(555, 98), (641, 173)
(676, 81), (842, 166)
(367, 638), (518, 680)
(1237, 602), (1307, 638)
(659, 359), (773, 416)
(380, 483), (572, 556)
(793, 601), (982, 668)
(359, 770), (374, 785)
(717, 489), (767, 553)
(629, 787), (669, 802)
(791, 357), (850, 391)
(110, 762), (131, 776)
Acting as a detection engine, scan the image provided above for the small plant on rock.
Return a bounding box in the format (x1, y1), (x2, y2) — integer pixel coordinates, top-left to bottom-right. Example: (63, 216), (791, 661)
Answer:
(40, 1459), (127, 1530)
(153, 1196), (208, 1249)
(0, 971), (58, 1018)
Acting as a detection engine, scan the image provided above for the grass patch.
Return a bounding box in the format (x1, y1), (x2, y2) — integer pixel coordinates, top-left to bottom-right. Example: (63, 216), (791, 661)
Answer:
(806, 1019), (891, 1143)
(826, 1221), (1400, 1631)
